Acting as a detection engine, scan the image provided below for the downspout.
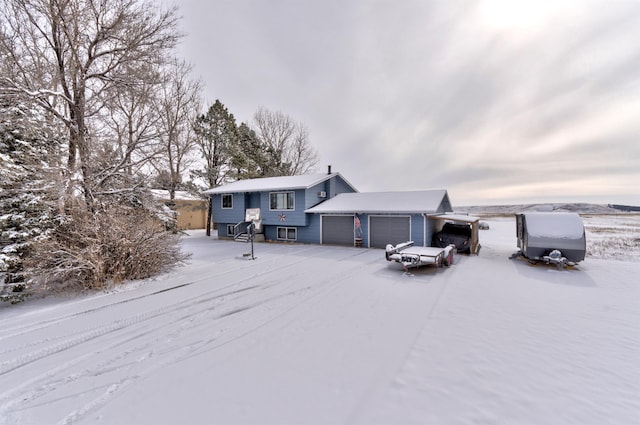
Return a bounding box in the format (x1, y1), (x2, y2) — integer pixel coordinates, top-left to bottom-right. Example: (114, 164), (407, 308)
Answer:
(422, 213), (428, 247)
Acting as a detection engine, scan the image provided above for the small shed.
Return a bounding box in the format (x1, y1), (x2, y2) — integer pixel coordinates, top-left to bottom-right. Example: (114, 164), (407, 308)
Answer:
(428, 214), (481, 255)
(152, 190), (208, 230)
(515, 212), (586, 263)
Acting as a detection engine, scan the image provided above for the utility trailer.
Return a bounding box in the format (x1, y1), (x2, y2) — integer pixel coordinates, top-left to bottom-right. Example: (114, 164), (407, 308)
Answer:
(386, 241), (456, 270)
(511, 212), (586, 268)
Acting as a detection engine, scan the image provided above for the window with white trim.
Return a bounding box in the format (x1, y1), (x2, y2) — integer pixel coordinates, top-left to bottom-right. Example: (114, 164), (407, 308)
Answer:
(222, 194), (233, 209)
(226, 224), (235, 236)
(277, 227), (297, 241)
(269, 191), (294, 210)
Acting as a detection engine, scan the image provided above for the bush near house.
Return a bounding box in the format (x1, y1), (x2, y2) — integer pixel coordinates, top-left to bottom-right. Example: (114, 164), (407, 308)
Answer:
(25, 204), (190, 293)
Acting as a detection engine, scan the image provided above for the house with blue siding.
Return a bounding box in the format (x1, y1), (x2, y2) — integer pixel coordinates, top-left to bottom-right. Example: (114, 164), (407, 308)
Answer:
(304, 190), (453, 248)
(203, 171), (358, 243)
(203, 169), (460, 249)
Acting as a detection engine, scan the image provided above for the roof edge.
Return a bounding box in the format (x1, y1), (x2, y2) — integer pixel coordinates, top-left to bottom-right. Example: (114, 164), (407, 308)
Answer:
(202, 172), (359, 195)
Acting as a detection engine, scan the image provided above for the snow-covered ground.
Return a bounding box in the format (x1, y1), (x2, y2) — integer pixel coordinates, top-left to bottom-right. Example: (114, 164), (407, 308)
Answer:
(0, 216), (639, 425)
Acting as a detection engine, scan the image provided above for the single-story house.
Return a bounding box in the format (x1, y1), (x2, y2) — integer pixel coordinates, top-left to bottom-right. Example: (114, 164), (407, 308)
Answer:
(203, 169), (475, 250)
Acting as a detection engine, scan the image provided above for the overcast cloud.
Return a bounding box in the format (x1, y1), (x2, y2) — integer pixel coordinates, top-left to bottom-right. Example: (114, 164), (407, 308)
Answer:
(168, 0), (640, 206)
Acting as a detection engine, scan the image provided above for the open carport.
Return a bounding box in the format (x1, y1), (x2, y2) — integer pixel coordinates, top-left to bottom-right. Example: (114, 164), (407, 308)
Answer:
(428, 213), (481, 254)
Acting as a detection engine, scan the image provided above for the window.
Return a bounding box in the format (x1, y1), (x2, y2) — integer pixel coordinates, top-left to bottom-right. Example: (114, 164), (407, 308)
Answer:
(269, 191), (294, 210)
(277, 227), (297, 241)
(222, 194), (233, 209)
(226, 224), (235, 236)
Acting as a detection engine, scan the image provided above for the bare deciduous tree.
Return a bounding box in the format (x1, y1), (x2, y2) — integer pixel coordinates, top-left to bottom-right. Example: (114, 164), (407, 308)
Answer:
(252, 107), (319, 176)
(102, 64), (162, 178)
(152, 59), (202, 201)
(288, 122), (318, 175)
(91, 62), (164, 199)
(0, 0), (181, 209)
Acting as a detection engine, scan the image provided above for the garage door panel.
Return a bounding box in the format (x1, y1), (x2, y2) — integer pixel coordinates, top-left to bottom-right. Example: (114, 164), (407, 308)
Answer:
(322, 216), (354, 246)
(370, 216), (410, 248)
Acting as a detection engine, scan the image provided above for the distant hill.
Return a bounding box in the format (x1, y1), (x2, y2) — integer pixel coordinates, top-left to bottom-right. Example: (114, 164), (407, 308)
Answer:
(608, 204), (640, 212)
(455, 203), (633, 215)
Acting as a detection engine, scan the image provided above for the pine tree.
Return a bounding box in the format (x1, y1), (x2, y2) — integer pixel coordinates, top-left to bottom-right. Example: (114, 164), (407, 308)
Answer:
(191, 100), (239, 235)
(232, 122), (270, 180)
(0, 101), (61, 302)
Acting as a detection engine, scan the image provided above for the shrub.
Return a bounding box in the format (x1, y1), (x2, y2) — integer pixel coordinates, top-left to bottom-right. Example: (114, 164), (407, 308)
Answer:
(25, 204), (189, 293)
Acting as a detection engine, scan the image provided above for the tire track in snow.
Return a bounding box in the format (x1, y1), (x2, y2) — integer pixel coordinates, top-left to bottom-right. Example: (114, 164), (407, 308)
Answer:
(0, 244), (323, 350)
(178, 248), (385, 361)
(0, 245), (374, 422)
(346, 257), (465, 424)
(0, 253), (262, 342)
(51, 249), (386, 425)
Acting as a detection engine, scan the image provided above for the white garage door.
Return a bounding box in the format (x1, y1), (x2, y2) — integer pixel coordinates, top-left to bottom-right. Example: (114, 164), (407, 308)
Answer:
(321, 215), (354, 246)
(369, 216), (410, 248)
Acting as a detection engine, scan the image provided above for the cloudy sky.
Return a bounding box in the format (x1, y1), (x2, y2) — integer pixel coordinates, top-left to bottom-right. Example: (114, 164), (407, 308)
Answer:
(169, 0), (639, 206)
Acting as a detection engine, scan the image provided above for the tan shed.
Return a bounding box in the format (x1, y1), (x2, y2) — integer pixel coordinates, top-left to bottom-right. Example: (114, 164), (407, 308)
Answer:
(428, 214), (481, 255)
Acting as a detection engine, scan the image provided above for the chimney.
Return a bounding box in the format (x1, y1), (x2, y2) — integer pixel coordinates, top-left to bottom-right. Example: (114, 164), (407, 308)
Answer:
(327, 165), (332, 175)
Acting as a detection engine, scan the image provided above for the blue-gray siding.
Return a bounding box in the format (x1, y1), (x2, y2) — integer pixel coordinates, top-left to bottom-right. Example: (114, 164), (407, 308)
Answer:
(208, 176), (449, 246)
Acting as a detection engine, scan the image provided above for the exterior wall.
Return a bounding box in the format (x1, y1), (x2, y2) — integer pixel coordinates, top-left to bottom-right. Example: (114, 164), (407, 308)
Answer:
(305, 182), (330, 209)
(425, 217), (438, 246)
(174, 200), (207, 230)
(246, 192), (261, 209)
(211, 193), (246, 225)
(410, 214), (426, 246)
(208, 176), (446, 247)
(209, 175), (357, 233)
(262, 214), (321, 244)
(259, 212), (441, 247)
(297, 214), (321, 243)
(217, 222), (245, 238)
(159, 199), (207, 230)
(333, 177), (355, 196)
(260, 188), (307, 226)
(438, 195), (453, 213)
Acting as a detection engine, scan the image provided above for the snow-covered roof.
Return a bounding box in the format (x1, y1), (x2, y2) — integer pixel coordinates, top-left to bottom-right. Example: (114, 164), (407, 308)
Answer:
(428, 213), (480, 223)
(522, 212), (585, 240)
(305, 190), (449, 214)
(202, 173), (357, 194)
(151, 190), (204, 201)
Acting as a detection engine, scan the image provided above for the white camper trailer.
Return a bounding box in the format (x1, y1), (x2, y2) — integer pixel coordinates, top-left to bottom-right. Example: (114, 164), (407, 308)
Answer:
(512, 212), (586, 268)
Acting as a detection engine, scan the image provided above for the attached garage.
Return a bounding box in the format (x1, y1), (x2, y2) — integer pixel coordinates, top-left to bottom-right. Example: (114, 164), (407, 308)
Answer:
(321, 215), (354, 246)
(369, 216), (410, 248)
(306, 190), (454, 248)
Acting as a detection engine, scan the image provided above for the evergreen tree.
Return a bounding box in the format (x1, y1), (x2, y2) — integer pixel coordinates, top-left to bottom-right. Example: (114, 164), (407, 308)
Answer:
(231, 122), (269, 180)
(191, 99), (238, 235)
(0, 101), (61, 302)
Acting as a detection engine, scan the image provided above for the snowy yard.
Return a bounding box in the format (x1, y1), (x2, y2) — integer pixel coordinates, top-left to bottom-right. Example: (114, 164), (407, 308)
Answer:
(0, 216), (639, 425)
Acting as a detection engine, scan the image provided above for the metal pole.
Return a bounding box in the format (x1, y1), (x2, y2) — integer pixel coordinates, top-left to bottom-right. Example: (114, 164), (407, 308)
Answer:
(249, 222), (255, 260)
